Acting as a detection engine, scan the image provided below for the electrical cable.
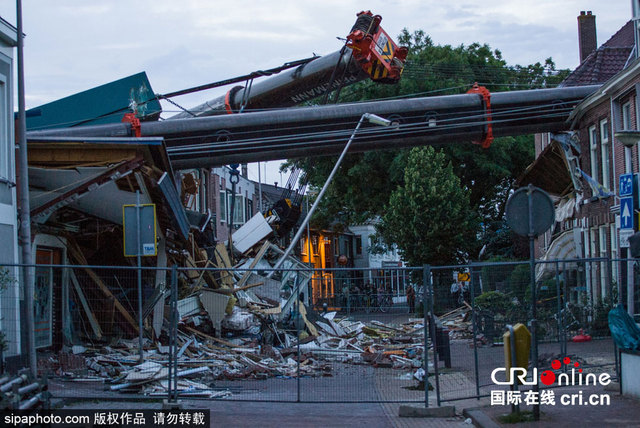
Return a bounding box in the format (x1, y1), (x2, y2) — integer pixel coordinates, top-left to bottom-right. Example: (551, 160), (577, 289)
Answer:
(166, 109), (574, 158)
(163, 100), (577, 150)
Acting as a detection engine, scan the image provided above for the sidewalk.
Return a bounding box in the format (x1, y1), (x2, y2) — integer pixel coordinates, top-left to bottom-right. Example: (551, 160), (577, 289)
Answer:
(464, 383), (640, 427)
(63, 399), (472, 427)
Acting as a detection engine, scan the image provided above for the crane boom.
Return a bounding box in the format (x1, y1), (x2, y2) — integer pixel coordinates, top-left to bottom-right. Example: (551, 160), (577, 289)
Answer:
(170, 11), (407, 119)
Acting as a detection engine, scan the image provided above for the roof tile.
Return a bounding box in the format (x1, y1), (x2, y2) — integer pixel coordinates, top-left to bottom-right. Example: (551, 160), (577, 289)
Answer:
(562, 20), (634, 87)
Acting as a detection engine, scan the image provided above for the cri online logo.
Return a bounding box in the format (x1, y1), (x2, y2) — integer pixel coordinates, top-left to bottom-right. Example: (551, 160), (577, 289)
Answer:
(491, 357), (611, 386)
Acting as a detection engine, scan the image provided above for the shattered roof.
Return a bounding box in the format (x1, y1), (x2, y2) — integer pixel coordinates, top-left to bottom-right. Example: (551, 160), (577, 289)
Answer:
(517, 139), (575, 197)
(562, 20), (635, 87)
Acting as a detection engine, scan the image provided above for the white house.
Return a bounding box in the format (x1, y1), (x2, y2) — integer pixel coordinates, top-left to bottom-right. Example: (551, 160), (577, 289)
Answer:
(0, 16), (20, 357)
(349, 220), (407, 298)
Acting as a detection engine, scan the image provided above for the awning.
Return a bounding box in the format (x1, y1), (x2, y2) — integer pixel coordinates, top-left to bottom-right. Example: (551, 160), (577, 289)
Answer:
(536, 229), (581, 281)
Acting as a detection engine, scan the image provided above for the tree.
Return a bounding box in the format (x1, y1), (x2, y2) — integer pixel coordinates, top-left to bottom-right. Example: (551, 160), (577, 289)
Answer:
(377, 146), (479, 266)
(287, 29), (569, 259)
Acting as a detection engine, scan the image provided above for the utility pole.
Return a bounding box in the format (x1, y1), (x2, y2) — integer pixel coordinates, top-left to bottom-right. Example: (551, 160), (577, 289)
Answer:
(269, 113), (393, 275)
(16, 0), (37, 377)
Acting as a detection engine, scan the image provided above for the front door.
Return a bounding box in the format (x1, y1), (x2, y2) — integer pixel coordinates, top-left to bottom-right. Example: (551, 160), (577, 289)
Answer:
(34, 247), (62, 349)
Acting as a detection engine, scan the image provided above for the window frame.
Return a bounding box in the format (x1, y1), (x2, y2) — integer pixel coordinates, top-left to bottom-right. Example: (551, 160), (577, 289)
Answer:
(0, 76), (8, 181)
(227, 193), (245, 225)
(622, 101), (632, 130)
(600, 119), (610, 189)
(589, 125), (598, 181)
(219, 190), (227, 222)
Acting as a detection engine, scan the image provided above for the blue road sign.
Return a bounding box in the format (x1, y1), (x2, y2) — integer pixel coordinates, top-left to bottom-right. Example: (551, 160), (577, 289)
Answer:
(620, 173), (634, 196)
(621, 196), (634, 230)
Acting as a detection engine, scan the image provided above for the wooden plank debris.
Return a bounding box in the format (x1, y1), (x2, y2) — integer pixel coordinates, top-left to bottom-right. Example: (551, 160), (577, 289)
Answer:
(69, 270), (102, 340)
(67, 241), (139, 332)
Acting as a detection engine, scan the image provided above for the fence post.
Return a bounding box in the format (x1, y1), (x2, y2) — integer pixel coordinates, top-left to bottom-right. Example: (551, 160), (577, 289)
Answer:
(470, 262), (480, 399)
(428, 267), (441, 406)
(562, 261), (568, 373)
(606, 257), (612, 300)
(608, 257), (620, 381)
(555, 261), (561, 346)
(422, 265), (429, 408)
(296, 265), (301, 403)
(168, 265), (178, 404)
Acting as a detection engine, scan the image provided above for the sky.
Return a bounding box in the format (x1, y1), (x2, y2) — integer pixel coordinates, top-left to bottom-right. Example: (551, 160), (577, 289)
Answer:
(0, 0), (635, 185)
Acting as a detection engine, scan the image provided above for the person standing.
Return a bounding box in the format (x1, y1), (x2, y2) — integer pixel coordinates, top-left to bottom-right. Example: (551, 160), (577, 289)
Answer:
(406, 284), (416, 314)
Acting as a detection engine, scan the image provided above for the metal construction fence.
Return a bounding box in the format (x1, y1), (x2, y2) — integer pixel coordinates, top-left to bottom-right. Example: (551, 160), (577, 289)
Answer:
(0, 258), (623, 405)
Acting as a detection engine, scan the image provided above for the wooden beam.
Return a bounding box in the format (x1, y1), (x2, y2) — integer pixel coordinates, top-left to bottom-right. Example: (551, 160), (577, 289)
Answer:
(67, 242), (139, 332)
(181, 325), (248, 348)
(214, 243), (235, 287)
(69, 270), (103, 340)
(28, 146), (137, 167)
(235, 240), (270, 289)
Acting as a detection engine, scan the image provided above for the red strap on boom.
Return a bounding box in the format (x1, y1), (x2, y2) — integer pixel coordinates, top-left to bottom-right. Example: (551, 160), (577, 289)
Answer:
(122, 113), (142, 138)
(466, 83), (493, 149)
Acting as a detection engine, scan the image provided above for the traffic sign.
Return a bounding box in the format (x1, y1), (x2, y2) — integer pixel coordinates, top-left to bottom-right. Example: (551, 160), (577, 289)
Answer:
(621, 197), (634, 230)
(123, 204), (157, 257)
(505, 186), (555, 237)
(620, 229), (633, 248)
(457, 272), (470, 282)
(620, 173), (634, 197)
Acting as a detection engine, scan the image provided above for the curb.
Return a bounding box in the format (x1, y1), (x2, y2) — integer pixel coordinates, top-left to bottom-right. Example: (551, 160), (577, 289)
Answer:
(462, 407), (501, 428)
(398, 404), (456, 418)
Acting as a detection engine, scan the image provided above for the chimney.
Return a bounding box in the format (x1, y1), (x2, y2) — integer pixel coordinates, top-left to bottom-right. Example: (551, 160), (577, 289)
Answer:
(578, 11), (597, 63)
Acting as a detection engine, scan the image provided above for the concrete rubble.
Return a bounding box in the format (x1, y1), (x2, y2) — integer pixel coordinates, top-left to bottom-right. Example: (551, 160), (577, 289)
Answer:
(48, 212), (429, 398)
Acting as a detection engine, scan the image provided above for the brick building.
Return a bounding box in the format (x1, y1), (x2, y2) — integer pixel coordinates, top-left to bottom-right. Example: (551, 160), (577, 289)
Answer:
(524, 8), (640, 313)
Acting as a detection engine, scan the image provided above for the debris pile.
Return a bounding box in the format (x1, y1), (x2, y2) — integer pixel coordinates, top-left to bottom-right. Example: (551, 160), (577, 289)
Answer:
(56, 213), (429, 397)
(57, 313), (428, 396)
(438, 304), (473, 340)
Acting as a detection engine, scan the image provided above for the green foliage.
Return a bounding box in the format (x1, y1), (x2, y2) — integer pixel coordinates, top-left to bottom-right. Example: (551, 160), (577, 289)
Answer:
(480, 257), (518, 291)
(475, 291), (511, 314)
(0, 267), (13, 292)
(509, 264), (531, 303)
(498, 411), (535, 424)
(377, 146), (479, 266)
(288, 28), (569, 260)
(590, 294), (616, 337)
(0, 267), (14, 352)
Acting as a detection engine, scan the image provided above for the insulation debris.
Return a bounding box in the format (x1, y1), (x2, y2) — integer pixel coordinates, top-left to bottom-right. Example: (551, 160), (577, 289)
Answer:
(58, 223), (430, 399)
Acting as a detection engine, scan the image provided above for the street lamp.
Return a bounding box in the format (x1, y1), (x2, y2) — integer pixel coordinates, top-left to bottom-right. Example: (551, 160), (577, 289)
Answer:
(615, 130), (640, 173)
(615, 130), (640, 314)
(269, 113), (394, 274)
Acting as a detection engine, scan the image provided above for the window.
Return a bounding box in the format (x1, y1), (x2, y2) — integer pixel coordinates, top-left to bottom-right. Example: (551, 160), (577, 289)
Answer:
(589, 227), (598, 299)
(622, 101), (634, 173)
(622, 102), (632, 130)
(219, 190), (227, 222)
(600, 119), (610, 189)
(611, 221), (618, 287)
(599, 226), (608, 299)
(246, 199), (253, 220)
(0, 78), (8, 180)
(311, 235), (319, 255)
(227, 193), (244, 225)
(180, 170), (200, 211)
(589, 125), (598, 181)
(610, 222), (619, 292)
(583, 228), (590, 258)
(355, 236), (363, 256)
